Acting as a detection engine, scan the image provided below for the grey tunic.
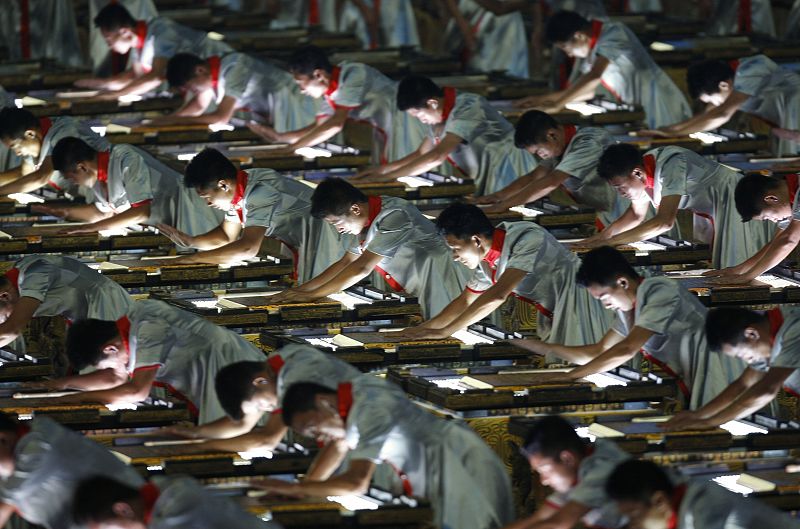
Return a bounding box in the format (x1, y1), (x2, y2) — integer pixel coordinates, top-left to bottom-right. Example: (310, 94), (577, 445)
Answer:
(317, 61), (415, 164)
(271, 343), (361, 403)
(124, 299), (266, 424)
(707, 0), (776, 38)
(580, 21), (691, 128)
(787, 0), (800, 40)
(674, 480), (800, 528)
(552, 126), (628, 227)
(344, 196), (470, 318)
(466, 222), (612, 346)
(749, 306), (800, 397)
(214, 53), (316, 133)
(611, 277), (744, 409)
(338, 0), (420, 49)
(430, 89), (538, 196)
(0, 417), (143, 529)
(545, 440), (629, 529)
(13, 255), (133, 321)
(95, 143), (223, 236)
(0, 0), (84, 67)
(132, 17), (233, 75)
(148, 476), (280, 529)
(444, 0), (529, 78)
(37, 116), (108, 198)
(224, 168), (344, 283)
(344, 375), (514, 529)
(733, 55), (800, 155)
(642, 146), (774, 268)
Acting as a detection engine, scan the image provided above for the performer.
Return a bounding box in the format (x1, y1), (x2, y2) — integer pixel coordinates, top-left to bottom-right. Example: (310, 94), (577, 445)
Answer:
(256, 377), (515, 529)
(48, 137), (222, 238)
(582, 143), (774, 268)
(271, 178), (469, 318)
(397, 204), (612, 346)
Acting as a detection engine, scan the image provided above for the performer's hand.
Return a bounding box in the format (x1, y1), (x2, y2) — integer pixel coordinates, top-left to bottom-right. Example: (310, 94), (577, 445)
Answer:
(58, 226), (96, 235)
(636, 128), (672, 138)
(660, 411), (715, 432)
(73, 78), (108, 89)
(513, 94), (551, 109)
(470, 194), (500, 205)
(246, 121), (281, 142)
(701, 267), (739, 278)
(392, 326), (448, 341)
(352, 166), (386, 180)
(155, 223), (195, 248)
(706, 274), (756, 286)
(249, 478), (304, 498)
(771, 128), (800, 142)
(509, 338), (550, 355)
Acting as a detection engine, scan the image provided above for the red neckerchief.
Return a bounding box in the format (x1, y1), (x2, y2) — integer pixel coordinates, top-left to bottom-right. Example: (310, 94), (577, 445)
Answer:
(337, 382), (354, 420)
(4, 268), (19, 289)
(230, 170), (248, 223)
(441, 87), (457, 122)
(308, 0), (319, 25)
(15, 424), (30, 439)
(267, 355), (284, 374)
(368, 0), (382, 49)
(588, 20), (603, 51)
(484, 229), (506, 283)
(767, 308), (784, 347)
(737, 0), (752, 33)
(207, 56), (221, 93)
(116, 316), (132, 356)
(325, 66), (341, 98)
(96, 150), (110, 184)
(562, 124), (577, 150)
(19, 0), (30, 59)
(139, 482), (160, 524)
(364, 195), (382, 229)
(786, 174), (799, 209)
(38, 117), (52, 139)
(134, 21), (148, 51)
(642, 154), (656, 190)
(666, 484), (688, 529)
(729, 59), (740, 73)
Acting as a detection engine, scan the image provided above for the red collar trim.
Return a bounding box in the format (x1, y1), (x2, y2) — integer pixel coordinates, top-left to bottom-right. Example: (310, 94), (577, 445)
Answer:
(308, 0), (319, 25)
(38, 117), (52, 139)
(337, 382), (354, 420)
(267, 355), (284, 375)
(208, 56), (221, 92)
(365, 195), (382, 228)
(667, 484), (688, 529)
(588, 20), (603, 51)
(728, 59), (740, 73)
(786, 174), (799, 209)
(737, 0), (752, 33)
(767, 308), (784, 346)
(562, 124), (577, 149)
(4, 268), (19, 290)
(483, 229), (506, 268)
(441, 87), (457, 122)
(134, 21), (147, 51)
(15, 424), (30, 439)
(139, 483), (160, 524)
(96, 151), (110, 184)
(116, 316), (131, 356)
(325, 66), (341, 97)
(642, 154), (656, 190)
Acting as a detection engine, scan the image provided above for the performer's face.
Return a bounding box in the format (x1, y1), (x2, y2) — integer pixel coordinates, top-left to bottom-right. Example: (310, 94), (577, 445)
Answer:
(608, 171), (648, 201)
(101, 27), (138, 54)
(444, 235), (484, 269)
(526, 451), (579, 494)
(585, 277), (636, 311)
(614, 495), (672, 529)
(292, 70), (330, 99)
(556, 32), (591, 59)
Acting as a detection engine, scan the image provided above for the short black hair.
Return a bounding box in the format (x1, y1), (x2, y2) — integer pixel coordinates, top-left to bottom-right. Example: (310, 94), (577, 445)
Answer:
(514, 110), (559, 149)
(52, 137), (98, 173)
(281, 382), (335, 427)
(705, 307), (767, 352)
(215, 361), (267, 421)
(520, 415), (585, 459)
(310, 178), (367, 219)
(435, 203), (494, 240)
(0, 108), (39, 142)
(545, 11), (591, 44)
(72, 476), (140, 525)
(66, 319), (122, 371)
(734, 173), (783, 222)
(0, 411), (18, 433)
(597, 144), (643, 181)
(576, 246), (639, 288)
(396, 75), (444, 111)
(287, 46), (333, 76)
(686, 60), (735, 100)
(93, 4), (136, 32)
(184, 148), (237, 190)
(605, 460), (675, 504)
(166, 53), (206, 89)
